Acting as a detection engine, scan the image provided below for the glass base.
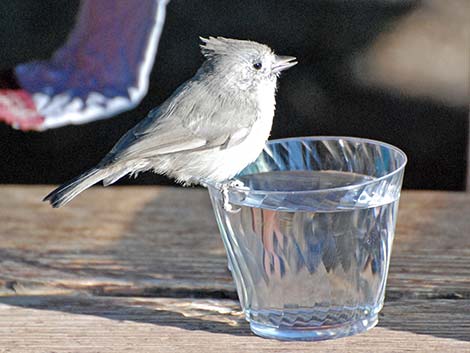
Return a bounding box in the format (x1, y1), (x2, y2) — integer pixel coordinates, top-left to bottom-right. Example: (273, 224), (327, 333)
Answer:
(249, 314), (378, 341)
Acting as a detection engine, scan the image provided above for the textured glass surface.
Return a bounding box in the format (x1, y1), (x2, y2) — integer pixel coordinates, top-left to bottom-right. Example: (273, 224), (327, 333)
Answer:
(207, 137), (406, 341)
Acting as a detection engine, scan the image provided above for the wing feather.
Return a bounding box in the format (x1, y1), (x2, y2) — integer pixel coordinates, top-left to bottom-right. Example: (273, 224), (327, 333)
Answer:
(101, 75), (258, 166)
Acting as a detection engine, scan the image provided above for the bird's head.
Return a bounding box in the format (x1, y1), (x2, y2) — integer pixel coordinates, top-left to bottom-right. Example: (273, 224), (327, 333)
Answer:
(199, 36), (297, 92)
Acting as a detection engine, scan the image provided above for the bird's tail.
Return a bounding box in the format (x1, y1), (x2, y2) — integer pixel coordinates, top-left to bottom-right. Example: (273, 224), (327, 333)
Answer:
(43, 168), (110, 208)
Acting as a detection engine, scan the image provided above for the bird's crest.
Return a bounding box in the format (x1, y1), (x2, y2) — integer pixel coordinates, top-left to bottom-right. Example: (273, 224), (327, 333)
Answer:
(199, 36), (271, 59)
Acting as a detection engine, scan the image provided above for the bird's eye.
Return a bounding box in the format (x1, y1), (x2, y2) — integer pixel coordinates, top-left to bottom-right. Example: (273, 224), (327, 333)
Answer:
(253, 62), (262, 70)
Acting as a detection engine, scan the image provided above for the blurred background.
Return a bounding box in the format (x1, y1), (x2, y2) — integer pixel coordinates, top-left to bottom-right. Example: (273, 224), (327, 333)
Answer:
(0, 0), (468, 190)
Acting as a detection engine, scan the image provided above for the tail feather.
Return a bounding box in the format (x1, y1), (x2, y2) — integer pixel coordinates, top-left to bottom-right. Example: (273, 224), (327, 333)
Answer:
(43, 168), (108, 208)
(102, 168), (132, 187)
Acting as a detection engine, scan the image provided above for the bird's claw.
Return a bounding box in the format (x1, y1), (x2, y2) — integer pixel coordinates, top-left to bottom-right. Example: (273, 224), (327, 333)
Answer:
(221, 179), (248, 213)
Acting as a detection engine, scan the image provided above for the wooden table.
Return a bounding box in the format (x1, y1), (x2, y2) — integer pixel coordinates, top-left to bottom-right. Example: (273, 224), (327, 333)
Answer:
(0, 186), (469, 352)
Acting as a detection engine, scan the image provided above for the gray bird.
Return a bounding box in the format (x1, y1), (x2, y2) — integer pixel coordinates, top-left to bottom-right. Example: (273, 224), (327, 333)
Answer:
(44, 36), (297, 208)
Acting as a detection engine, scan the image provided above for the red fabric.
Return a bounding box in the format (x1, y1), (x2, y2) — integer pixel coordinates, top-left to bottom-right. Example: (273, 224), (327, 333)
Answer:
(0, 89), (44, 130)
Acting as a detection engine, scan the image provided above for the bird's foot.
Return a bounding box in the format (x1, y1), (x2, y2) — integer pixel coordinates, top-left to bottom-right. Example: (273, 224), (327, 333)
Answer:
(220, 179), (248, 213)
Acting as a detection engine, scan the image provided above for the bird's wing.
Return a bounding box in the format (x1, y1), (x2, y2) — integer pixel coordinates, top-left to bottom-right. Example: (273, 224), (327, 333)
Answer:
(5, 0), (169, 131)
(103, 84), (257, 165)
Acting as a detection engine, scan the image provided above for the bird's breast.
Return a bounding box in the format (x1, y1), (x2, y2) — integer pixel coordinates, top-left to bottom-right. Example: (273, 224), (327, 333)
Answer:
(204, 114), (273, 181)
(202, 84), (277, 181)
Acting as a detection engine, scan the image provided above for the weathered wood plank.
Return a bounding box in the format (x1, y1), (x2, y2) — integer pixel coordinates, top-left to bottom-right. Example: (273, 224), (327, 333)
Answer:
(0, 186), (232, 297)
(0, 186), (469, 299)
(0, 295), (468, 352)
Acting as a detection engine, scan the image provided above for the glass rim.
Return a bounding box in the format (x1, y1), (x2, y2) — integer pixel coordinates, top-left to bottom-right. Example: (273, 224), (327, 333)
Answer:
(208, 136), (407, 195)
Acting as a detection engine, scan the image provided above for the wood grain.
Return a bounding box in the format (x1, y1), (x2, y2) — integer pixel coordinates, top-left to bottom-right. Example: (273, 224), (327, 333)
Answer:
(0, 186), (469, 299)
(0, 295), (468, 352)
(0, 186), (469, 351)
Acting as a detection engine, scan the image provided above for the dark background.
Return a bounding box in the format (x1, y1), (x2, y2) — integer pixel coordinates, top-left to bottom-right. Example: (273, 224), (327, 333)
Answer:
(0, 0), (468, 190)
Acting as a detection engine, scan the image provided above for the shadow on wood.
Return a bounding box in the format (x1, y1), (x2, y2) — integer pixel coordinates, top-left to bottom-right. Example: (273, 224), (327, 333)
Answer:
(0, 295), (469, 344)
(0, 295), (251, 336)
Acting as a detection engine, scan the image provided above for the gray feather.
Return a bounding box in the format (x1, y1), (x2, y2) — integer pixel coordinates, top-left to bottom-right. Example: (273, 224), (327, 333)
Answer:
(102, 70), (258, 165)
(43, 168), (108, 208)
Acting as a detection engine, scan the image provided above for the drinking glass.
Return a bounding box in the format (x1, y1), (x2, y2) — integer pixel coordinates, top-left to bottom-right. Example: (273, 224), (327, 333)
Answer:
(207, 136), (407, 341)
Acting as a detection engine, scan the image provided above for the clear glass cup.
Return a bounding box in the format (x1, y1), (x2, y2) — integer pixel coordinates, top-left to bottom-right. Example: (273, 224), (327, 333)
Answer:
(207, 136), (407, 341)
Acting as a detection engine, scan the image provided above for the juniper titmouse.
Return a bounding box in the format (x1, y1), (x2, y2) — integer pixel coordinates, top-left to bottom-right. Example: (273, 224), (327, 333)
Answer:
(44, 37), (297, 208)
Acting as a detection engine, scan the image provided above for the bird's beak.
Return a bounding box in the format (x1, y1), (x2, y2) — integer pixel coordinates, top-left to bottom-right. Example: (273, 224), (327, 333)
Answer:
(272, 55), (297, 73)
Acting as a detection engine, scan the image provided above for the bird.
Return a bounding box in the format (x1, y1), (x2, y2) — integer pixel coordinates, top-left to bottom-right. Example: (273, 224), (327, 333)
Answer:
(43, 36), (297, 208)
